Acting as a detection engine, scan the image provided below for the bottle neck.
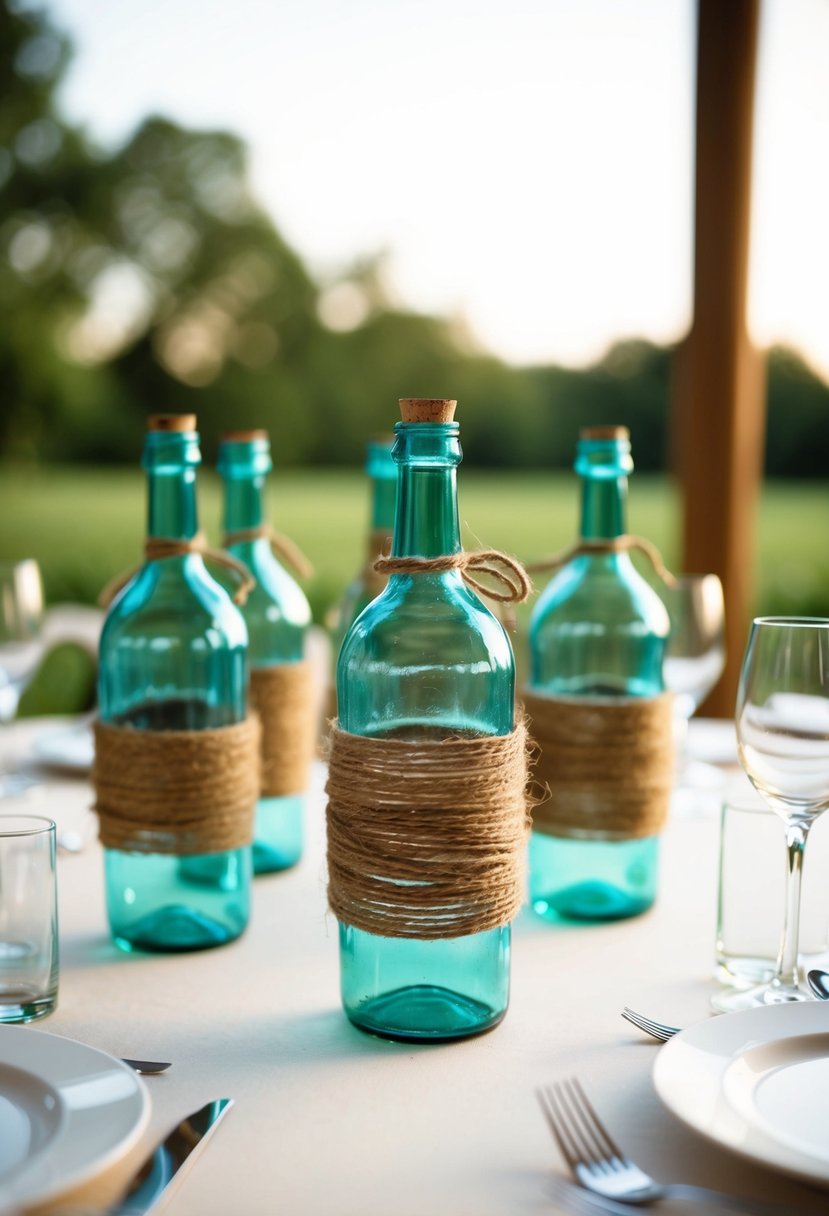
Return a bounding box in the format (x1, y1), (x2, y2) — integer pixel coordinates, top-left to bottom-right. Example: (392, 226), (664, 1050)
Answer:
(371, 475), (397, 532)
(390, 423), (462, 559)
(223, 474), (266, 534)
(147, 468), (199, 540)
(579, 475), (628, 540)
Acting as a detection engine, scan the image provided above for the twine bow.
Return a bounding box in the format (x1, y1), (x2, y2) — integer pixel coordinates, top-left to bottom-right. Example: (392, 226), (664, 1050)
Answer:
(374, 549), (532, 604)
(222, 524), (314, 580)
(524, 535), (677, 588)
(98, 532), (256, 608)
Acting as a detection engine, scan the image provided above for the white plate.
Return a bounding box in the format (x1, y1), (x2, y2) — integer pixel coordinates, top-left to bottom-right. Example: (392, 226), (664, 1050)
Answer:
(0, 1024), (149, 1209)
(653, 1002), (829, 1188)
(33, 722), (94, 773)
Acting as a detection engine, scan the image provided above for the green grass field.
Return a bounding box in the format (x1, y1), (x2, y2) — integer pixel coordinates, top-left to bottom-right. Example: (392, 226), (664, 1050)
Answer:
(1, 464), (828, 624)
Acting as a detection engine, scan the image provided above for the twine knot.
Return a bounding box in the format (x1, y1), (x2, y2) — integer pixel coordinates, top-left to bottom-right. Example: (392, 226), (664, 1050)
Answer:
(374, 549), (531, 604)
(525, 535), (676, 588)
(98, 532), (255, 609)
(222, 524), (314, 581)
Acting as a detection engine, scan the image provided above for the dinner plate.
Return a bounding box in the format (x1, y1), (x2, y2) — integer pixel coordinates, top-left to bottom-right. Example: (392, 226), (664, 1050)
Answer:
(33, 721), (94, 773)
(0, 1024), (149, 1209)
(653, 1002), (829, 1188)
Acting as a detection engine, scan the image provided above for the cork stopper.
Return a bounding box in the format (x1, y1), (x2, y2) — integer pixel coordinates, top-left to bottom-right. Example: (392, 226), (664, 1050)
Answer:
(580, 425), (629, 441)
(221, 429), (268, 443)
(148, 414), (197, 433)
(399, 398), (457, 423)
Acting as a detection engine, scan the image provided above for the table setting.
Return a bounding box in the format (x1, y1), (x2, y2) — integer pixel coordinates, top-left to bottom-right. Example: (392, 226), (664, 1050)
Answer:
(2, 414), (829, 1216)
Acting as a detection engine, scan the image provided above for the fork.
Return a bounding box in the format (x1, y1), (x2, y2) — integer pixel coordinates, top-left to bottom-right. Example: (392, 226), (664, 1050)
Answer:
(536, 1077), (802, 1214)
(621, 1006), (680, 1042)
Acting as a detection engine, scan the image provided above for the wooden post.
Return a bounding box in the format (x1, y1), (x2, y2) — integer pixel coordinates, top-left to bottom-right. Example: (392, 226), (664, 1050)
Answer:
(676, 0), (766, 717)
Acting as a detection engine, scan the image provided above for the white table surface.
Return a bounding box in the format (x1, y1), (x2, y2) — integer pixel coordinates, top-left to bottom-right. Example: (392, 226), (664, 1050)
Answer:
(1, 716), (827, 1216)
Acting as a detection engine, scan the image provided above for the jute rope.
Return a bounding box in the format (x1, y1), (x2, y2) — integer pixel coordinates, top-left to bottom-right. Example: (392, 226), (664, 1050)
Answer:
(522, 690), (674, 841)
(525, 536), (677, 588)
(374, 549), (532, 604)
(98, 533), (256, 608)
(222, 524), (314, 581)
(93, 716), (261, 854)
(325, 721), (532, 939)
(250, 661), (316, 797)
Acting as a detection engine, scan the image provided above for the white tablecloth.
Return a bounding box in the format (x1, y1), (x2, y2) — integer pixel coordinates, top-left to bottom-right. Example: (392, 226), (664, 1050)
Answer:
(1, 718), (826, 1215)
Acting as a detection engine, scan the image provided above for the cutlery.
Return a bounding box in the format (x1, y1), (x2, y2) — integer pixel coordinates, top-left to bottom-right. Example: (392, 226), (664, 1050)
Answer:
(122, 1058), (172, 1075)
(105, 1098), (232, 1215)
(807, 969), (829, 999)
(537, 1077), (802, 1214)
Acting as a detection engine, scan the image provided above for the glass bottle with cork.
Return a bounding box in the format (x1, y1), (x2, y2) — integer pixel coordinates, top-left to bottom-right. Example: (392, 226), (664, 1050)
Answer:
(218, 429), (312, 874)
(526, 425), (672, 922)
(96, 415), (252, 951)
(330, 398), (525, 1042)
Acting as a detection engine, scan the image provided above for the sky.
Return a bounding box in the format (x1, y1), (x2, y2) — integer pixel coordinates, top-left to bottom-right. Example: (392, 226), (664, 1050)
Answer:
(43, 0), (829, 379)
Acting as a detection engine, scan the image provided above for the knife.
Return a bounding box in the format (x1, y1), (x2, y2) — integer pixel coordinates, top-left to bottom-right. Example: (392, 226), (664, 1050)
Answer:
(106, 1099), (233, 1215)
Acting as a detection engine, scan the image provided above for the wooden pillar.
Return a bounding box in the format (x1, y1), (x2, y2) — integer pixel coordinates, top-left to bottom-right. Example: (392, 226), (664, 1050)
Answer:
(676, 0), (766, 717)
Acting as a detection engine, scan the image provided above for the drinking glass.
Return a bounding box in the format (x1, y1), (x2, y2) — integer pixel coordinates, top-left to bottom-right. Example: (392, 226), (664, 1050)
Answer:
(713, 617), (829, 1011)
(0, 814), (58, 1021)
(0, 560), (45, 722)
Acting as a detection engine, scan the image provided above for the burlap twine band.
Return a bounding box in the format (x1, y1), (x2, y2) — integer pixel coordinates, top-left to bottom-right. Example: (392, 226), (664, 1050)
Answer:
(222, 525), (314, 580)
(525, 535), (677, 588)
(249, 661), (316, 797)
(374, 548), (532, 604)
(522, 690), (674, 841)
(98, 533), (256, 608)
(93, 716), (261, 854)
(326, 721), (532, 939)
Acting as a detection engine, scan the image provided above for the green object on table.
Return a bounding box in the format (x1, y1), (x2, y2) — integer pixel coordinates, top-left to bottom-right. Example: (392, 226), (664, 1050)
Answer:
(336, 401), (515, 1041)
(98, 417), (251, 953)
(218, 430), (311, 875)
(16, 643), (96, 718)
(528, 427), (670, 922)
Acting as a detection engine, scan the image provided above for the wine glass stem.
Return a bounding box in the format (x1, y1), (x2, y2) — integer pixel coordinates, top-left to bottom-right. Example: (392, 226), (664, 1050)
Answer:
(776, 820), (811, 991)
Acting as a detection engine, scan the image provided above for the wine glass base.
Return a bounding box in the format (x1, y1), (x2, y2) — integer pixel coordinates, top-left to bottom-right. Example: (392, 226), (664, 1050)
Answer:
(711, 981), (813, 1013)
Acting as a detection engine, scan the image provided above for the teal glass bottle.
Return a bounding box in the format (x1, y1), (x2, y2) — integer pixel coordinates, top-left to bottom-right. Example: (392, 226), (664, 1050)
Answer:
(218, 430), (311, 874)
(98, 415), (251, 952)
(528, 426), (670, 921)
(337, 399), (515, 1041)
(334, 438), (397, 648)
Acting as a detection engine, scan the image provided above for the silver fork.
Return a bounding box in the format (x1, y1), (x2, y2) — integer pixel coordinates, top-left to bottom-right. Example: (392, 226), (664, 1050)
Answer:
(536, 1077), (803, 1214)
(621, 1006), (680, 1042)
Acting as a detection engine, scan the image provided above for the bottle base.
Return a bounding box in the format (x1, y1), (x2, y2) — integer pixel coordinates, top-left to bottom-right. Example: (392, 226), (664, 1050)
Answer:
(111, 905), (246, 953)
(0, 990), (57, 1023)
(345, 984), (506, 1043)
(532, 882), (653, 922)
(252, 795), (303, 875)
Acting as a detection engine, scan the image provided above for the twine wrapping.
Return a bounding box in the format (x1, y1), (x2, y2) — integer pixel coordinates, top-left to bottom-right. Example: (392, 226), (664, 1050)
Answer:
(222, 524), (314, 581)
(325, 721), (532, 939)
(98, 533), (256, 608)
(374, 549), (532, 604)
(93, 716), (261, 854)
(525, 536), (677, 588)
(250, 661), (316, 797)
(522, 690), (674, 841)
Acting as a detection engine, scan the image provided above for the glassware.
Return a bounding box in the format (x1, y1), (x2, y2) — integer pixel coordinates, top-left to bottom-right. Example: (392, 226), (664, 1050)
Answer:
(715, 793), (781, 988)
(336, 400), (515, 1041)
(0, 814), (58, 1022)
(98, 415), (251, 952)
(218, 430), (311, 875)
(713, 617), (829, 1011)
(333, 437), (397, 649)
(0, 560), (45, 722)
(528, 427), (670, 921)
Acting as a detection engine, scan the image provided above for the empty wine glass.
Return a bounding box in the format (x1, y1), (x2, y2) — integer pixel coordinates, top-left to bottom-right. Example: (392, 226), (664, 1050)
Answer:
(0, 560), (45, 723)
(662, 575), (726, 805)
(713, 617), (829, 1011)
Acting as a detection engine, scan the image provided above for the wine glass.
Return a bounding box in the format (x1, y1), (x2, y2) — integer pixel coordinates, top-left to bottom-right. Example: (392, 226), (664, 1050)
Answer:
(662, 574), (726, 805)
(713, 617), (829, 1011)
(0, 560), (45, 723)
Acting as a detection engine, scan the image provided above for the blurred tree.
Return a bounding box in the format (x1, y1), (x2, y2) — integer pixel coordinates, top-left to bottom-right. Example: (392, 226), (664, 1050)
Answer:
(1, 1), (827, 475)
